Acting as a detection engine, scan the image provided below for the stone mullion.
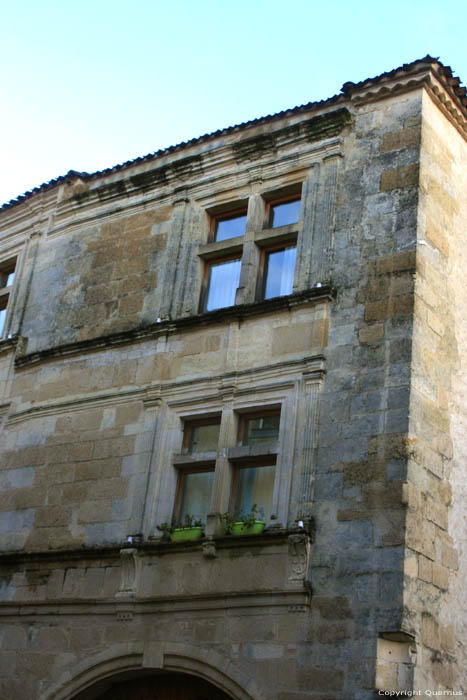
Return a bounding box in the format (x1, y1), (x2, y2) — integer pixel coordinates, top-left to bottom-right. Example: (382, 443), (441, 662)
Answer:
(206, 392), (236, 536)
(235, 193), (264, 305)
(294, 164), (319, 293)
(309, 154), (342, 288)
(297, 377), (322, 521)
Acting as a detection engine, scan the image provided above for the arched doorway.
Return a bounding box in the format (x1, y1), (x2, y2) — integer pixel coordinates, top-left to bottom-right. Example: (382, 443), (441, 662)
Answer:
(90, 673), (234, 700)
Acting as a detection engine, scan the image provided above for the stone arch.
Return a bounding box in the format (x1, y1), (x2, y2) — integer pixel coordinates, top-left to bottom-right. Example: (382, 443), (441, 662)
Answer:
(40, 642), (264, 700)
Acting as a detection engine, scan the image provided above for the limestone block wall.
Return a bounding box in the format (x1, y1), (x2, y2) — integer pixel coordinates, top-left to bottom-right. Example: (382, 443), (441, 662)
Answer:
(0, 302), (328, 553)
(402, 90), (467, 692)
(1, 66), (466, 698)
(0, 89), (424, 700)
(308, 90), (422, 695)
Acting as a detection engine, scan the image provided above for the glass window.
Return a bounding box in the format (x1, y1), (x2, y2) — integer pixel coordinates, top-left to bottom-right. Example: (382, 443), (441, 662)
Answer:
(204, 258), (241, 312)
(0, 260), (16, 338)
(0, 268), (14, 288)
(233, 464), (275, 521)
(185, 422), (220, 453)
(214, 212), (247, 242)
(269, 198), (301, 228)
(242, 414), (280, 446)
(263, 245), (296, 300)
(0, 303), (6, 336)
(178, 470), (214, 524)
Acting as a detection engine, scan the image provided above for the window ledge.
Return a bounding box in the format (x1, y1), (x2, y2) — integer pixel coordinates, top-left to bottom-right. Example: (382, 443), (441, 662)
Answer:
(0, 526), (307, 563)
(14, 286), (334, 369)
(148, 526), (290, 549)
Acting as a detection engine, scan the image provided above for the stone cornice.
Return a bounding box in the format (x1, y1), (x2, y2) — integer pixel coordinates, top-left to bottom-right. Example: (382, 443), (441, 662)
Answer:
(0, 528), (291, 566)
(14, 286), (333, 370)
(345, 64), (467, 142)
(7, 353), (326, 425)
(424, 76), (467, 142)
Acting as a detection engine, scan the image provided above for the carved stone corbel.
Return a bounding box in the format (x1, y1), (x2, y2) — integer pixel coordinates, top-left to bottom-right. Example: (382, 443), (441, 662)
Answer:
(116, 547), (141, 599)
(202, 537), (218, 559)
(287, 533), (311, 583)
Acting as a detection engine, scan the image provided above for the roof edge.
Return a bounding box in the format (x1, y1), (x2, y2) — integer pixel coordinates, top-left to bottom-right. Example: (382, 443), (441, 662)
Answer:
(2, 55), (465, 213)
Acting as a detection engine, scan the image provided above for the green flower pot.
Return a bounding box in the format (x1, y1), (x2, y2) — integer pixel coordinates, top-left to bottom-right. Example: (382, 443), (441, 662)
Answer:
(230, 521), (265, 536)
(170, 526), (203, 543)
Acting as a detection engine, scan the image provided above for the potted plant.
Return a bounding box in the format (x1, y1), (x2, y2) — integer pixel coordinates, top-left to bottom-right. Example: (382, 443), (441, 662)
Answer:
(222, 504), (265, 536)
(157, 514), (204, 543)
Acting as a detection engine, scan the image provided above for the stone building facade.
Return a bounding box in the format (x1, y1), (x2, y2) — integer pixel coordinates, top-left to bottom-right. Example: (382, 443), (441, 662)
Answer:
(0, 56), (466, 699)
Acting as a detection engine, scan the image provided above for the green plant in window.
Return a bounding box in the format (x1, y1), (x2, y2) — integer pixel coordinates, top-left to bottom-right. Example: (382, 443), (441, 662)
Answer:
(222, 504), (265, 536)
(157, 514), (203, 542)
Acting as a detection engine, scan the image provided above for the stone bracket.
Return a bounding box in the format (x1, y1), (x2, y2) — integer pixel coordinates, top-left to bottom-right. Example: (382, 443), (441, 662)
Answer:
(287, 533), (311, 583)
(202, 538), (218, 559)
(116, 547), (142, 599)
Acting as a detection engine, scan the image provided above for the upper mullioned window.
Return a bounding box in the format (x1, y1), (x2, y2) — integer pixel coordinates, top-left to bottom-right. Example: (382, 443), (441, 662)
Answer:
(199, 190), (301, 313)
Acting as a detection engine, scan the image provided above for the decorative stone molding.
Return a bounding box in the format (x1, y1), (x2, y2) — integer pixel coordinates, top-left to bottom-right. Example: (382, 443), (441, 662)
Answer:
(296, 365), (325, 520)
(0, 335), (19, 356)
(39, 641), (263, 700)
(13, 286), (333, 369)
(304, 108), (351, 143)
(116, 547), (141, 599)
(143, 387), (162, 409)
(287, 533), (311, 583)
(202, 538), (218, 559)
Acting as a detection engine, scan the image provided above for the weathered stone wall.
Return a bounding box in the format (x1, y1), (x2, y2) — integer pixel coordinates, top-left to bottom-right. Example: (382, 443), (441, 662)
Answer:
(1, 302), (328, 552)
(0, 68), (465, 699)
(309, 90), (422, 696)
(401, 89), (467, 693)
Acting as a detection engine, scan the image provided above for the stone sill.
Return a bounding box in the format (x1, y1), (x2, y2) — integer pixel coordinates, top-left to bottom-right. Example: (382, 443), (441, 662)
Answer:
(14, 286), (334, 368)
(0, 527), (295, 565)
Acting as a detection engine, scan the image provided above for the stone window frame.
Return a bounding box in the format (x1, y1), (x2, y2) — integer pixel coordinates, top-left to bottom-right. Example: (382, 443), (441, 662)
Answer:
(0, 256), (17, 339)
(196, 184), (303, 313)
(155, 393), (294, 537)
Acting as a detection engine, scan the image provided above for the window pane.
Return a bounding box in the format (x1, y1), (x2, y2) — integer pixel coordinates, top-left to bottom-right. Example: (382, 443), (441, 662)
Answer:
(215, 213), (247, 241)
(270, 199), (301, 228)
(234, 465), (275, 521)
(1, 266), (15, 289)
(5, 271), (15, 287)
(179, 471), (214, 523)
(205, 258), (241, 311)
(188, 423), (220, 453)
(243, 415), (280, 446)
(263, 245), (296, 299)
(0, 306), (6, 336)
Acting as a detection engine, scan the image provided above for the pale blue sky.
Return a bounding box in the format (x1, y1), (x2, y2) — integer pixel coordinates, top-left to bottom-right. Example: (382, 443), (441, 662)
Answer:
(1, 0), (466, 206)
